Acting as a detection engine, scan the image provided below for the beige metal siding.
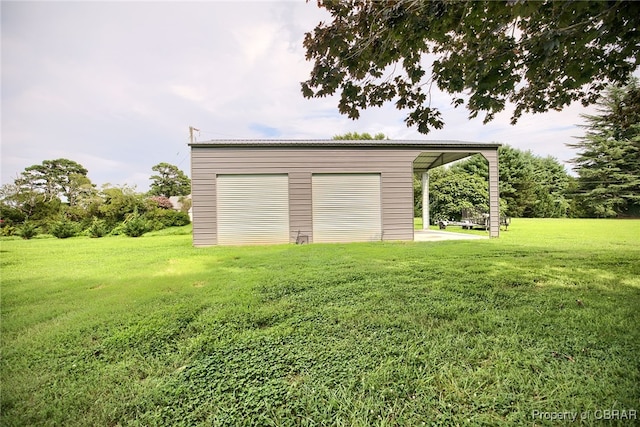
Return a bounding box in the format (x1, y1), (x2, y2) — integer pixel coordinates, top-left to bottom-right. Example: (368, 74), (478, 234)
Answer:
(289, 172), (312, 243)
(191, 151), (217, 246)
(312, 174), (382, 243)
(381, 171), (414, 240)
(217, 174), (289, 245)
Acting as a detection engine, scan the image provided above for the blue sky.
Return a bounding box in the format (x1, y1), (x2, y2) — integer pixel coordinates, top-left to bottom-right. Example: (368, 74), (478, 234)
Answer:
(1, 0), (614, 192)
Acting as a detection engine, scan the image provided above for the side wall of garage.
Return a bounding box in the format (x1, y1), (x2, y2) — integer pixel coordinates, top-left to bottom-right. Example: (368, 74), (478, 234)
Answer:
(190, 146), (416, 246)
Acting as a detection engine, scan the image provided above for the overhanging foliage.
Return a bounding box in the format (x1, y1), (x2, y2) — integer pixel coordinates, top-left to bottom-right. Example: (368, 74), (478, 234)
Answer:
(303, 0), (640, 133)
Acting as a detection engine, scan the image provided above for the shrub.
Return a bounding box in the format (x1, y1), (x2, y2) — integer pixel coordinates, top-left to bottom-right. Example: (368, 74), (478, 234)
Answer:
(87, 218), (108, 238)
(109, 222), (125, 236)
(50, 218), (80, 239)
(160, 210), (190, 227)
(122, 212), (149, 237)
(146, 219), (165, 232)
(18, 222), (38, 239)
(169, 211), (190, 227)
(145, 209), (190, 228)
(1, 223), (16, 236)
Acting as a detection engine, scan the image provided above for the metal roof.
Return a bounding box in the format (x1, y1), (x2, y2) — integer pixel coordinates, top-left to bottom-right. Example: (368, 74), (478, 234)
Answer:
(189, 139), (500, 149)
(189, 139), (500, 171)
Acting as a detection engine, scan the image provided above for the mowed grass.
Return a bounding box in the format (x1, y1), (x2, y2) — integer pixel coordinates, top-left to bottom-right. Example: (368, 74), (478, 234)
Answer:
(1, 220), (639, 426)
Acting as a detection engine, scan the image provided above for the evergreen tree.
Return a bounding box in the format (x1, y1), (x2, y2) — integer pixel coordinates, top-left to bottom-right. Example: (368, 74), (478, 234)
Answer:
(148, 163), (191, 197)
(528, 155), (571, 217)
(569, 79), (640, 217)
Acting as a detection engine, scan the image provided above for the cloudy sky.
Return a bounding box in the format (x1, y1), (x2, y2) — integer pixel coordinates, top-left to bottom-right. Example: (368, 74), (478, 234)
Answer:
(1, 1), (604, 192)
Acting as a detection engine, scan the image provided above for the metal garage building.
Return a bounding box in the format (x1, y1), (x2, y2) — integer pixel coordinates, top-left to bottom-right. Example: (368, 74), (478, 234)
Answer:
(189, 140), (500, 246)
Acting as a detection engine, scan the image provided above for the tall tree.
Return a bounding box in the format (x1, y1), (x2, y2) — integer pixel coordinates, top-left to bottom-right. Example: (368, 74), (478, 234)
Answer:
(527, 155), (571, 217)
(65, 173), (96, 208)
(0, 181), (62, 222)
(569, 79), (640, 217)
(148, 163), (191, 197)
(452, 146), (536, 217)
(428, 166), (489, 222)
(1, 183), (31, 222)
(19, 158), (92, 205)
(302, 1), (639, 134)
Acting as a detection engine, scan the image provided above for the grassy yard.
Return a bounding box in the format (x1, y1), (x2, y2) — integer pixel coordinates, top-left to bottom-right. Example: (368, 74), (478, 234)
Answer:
(1, 219), (639, 426)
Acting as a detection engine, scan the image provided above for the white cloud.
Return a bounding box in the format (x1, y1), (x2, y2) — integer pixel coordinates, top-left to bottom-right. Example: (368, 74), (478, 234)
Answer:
(169, 85), (207, 104)
(233, 23), (278, 65)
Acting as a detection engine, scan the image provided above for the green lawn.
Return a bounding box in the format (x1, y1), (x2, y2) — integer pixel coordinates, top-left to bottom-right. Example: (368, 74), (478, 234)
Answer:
(1, 219), (639, 426)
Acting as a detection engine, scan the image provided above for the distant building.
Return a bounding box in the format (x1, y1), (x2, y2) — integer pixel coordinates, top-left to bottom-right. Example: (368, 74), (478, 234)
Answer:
(168, 195), (192, 221)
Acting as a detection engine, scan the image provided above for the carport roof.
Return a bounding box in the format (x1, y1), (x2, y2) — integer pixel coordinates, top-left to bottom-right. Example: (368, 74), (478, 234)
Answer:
(189, 139), (500, 172)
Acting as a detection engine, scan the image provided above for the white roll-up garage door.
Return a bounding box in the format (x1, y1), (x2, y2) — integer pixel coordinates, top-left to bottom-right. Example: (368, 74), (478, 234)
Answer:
(312, 173), (382, 243)
(217, 174), (289, 245)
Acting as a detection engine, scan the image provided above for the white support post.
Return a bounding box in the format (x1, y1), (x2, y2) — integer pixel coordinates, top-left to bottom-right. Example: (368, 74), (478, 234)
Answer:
(485, 151), (500, 238)
(421, 172), (429, 230)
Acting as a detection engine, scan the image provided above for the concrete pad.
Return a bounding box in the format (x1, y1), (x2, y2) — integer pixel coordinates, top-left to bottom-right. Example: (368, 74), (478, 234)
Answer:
(414, 229), (488, 242)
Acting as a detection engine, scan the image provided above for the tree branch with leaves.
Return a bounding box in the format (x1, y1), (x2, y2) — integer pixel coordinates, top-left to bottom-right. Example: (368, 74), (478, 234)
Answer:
(302, 0), (640, 134)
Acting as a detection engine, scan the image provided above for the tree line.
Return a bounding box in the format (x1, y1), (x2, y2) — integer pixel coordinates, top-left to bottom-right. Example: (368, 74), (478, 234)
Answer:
(0, 162), (191, 239)
(414, 146), (574, 222)
(350, 79), (640, 222)
(429, 80), (638, 221)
